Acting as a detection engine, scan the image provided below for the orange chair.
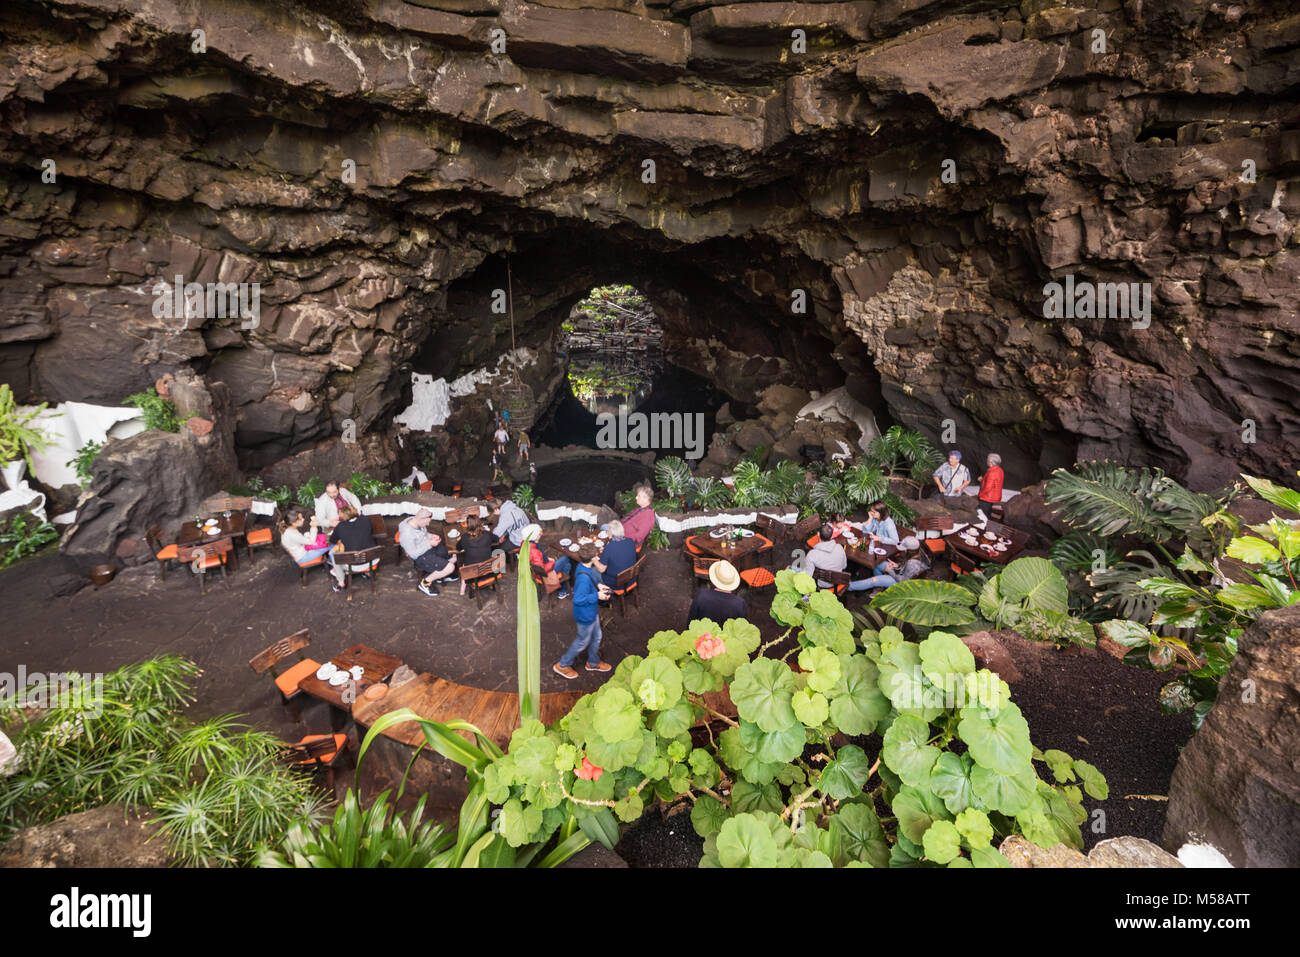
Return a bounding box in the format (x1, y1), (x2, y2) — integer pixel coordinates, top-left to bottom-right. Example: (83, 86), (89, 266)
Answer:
(244, 507), (278, 562)
(914, 517), (954, 555)
(460, 555), (505, 606)
(739, 566), (776, 591)
(818, 568), (851, 596)
(693, 555), (719, 581)
(297, 550), (327, 586)
(176, 538), (233, 595)
(283, 733), (349, 790)
(419, 480), (433, 492)
(249, 629), (319, 723)
(334, 545), (383, 595)
(146, 525), (179, 580)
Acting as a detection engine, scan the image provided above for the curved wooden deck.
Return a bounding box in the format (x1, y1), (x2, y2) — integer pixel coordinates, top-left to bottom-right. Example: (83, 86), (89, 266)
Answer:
(352, 673), (736, 751)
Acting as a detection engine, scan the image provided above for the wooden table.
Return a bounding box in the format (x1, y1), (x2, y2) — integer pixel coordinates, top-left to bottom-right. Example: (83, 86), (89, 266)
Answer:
(177, 512), (246, 547)
(843, 539), (899, 569)
(687, 528), (770, 563)
(944, 527), (1025, 566)
(352, 672), (585, 750)
(296, 644), (406, 724)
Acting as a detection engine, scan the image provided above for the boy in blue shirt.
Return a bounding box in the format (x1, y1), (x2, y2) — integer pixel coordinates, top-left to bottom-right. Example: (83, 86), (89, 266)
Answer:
(553, 545), (612, 679)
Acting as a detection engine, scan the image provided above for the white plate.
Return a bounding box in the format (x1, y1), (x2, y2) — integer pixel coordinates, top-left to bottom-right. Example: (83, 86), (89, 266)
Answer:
(315, 663), (338, 680)
(349, 666), (364, 679)
(870, 547), (885, 555)
(328, 672), (350, 687)
(994, 544), (1008, 552)
(447, 529), (460, 538)
(709, 529), (726, 538)
(205, 528), (221, 536)
(204, 519), (218, 526)
(559, 538), (572, 546)
(597, 531), (609, 539)
(741, 529), (754, 538)
(568, 544), (579, 552)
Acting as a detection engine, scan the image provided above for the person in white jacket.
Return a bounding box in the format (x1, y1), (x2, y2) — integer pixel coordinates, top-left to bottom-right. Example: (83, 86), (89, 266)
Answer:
(314, 480), (361, 530)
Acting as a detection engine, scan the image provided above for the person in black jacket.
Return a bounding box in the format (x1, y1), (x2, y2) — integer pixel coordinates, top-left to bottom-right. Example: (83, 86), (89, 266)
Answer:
(457, 514), (498, 595)
(687, 560), (748, 628)
(328, 504), (377, 592)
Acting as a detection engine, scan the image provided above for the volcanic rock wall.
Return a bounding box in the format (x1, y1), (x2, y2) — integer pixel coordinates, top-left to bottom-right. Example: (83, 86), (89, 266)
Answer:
(1, 0), (1298, 490)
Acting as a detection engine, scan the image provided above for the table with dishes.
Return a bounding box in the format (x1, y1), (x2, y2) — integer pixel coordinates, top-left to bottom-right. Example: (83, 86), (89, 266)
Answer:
(296, 643), (406, 729)
(945, 525), (1022, 564)
(687, 526), (770, 562)
(839, 526), (900, 569)
(176, 511), (246, 547)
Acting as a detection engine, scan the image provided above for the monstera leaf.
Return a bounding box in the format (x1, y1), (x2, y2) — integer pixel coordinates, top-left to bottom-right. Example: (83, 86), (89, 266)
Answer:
(870, 580), (978, 627)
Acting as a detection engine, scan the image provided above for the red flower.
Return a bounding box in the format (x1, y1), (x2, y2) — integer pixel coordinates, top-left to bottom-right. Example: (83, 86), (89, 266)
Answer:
(695, 633), (727, 660)
(576, 756), (603, 781)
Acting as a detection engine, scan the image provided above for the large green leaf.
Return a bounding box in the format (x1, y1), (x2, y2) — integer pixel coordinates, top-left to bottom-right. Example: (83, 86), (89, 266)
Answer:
(817, 745), (871, 800)
(892, 785), (951, 843)
(969, 763), (1037, 815)
(690, 795), (729, 838)
(994, 557), (1069, 615)
(827, 803), (890, 868)
(929, 752), (981, 814)
(592, 686), (643, 743)
(877, 643), (944, 721)
(716, 814), (778, 868)
(827, 655), (890, 735)
(918, 631), (976, 686)
(630, 656), (683, 712)
(870, 579), (978, 627)
(718, 726), (783, 784)
(1242, 475), (1300, 516)
(516, 528), (541, 724)
(958, 703), (1033, 775)
(882, 714), (941, 788)
(922, 819), (963, 863)
(1043, 462), (1167, 539)
(739, 717), (806, 765)
(730, 658), (798, 732)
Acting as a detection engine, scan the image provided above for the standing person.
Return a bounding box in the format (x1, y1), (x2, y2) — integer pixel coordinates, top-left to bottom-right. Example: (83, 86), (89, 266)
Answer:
(517, 430), (531, 464)
(327, 504), (377, 593)
(398, 509), (457, 596)
(314, 479), (362, 530)
(491, 498), (531, 549)
(932, 451), (971, 500)
(553, 545), (612, 679)
(619, 486), (657, 549)
(493, 422), (509, 456)
(849, 536), (929, 591)
(977, 453), (1005, 520)
(686, 559), (748, 627)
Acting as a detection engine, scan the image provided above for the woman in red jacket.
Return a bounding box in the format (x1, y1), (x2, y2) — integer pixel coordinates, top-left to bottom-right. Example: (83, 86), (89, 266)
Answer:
(977, 453), (1004, 520)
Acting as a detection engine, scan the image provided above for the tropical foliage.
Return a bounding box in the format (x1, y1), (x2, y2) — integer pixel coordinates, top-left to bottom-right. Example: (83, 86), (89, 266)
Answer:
(124, 386), (185, 433)
(0, 383), (56, 471)
(0, 511), (59, 567)
(259, 791), (453, 868)
(0, 656), (326, 864)
(864, 426), (943, 487)
(512, 483), (539, 514)
(1044, 462), (1298, 724)
(353, 572), (1104, 868)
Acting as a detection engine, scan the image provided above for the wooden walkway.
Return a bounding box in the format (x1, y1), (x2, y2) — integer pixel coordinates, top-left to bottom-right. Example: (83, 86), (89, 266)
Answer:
(352, 673), (736, 751)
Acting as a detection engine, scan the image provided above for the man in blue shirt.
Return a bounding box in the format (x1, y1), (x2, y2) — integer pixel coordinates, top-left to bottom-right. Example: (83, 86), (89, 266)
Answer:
(553, 545), (612, 680)
(598, 520), (637, 588)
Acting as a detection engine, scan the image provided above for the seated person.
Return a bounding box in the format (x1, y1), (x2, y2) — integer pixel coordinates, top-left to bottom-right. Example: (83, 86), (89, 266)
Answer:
(801, 524), (847, 587)
(327, 504), (378, 592)
(619, 486), (657, 549)
(850, 536), (930, 591)
(522, 523), (554, 572)
(932, 451), (971, 499)
(457, 514), (499, 594)
(278, 509), (345, 586)
(398, 509), (456, 597)
(687, 559), (748, 628)
(857, 502), (900, 545)
(313, 479), (362, 530)
(491, 498), (531, 548)
(598, 520), (637, 588)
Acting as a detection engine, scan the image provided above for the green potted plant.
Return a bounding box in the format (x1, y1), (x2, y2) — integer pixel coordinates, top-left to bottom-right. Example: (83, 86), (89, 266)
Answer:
(0, 384), (57, 489)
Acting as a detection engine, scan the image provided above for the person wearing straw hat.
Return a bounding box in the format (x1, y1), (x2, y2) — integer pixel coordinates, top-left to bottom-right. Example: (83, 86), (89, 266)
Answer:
(687, 559), (748, 628)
